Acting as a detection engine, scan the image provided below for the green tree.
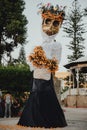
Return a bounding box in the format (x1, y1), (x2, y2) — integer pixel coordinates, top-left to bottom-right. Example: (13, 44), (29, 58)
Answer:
(18, 45), (26, 64)
(0, 0), (28, 64)
(84, 7), (87, 15)
(0, 65), (33, 95)
(63, 0), (86, 62)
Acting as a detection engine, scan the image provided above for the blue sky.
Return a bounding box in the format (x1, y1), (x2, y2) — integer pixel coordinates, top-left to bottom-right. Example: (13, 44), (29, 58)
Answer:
(12, 0), (87, 72)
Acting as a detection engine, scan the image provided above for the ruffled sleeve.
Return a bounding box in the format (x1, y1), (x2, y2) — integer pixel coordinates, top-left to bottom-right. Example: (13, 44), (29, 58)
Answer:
(51, 42), (62, 63)
(27, 46), (36, 72)
(27, 61), (35, 71)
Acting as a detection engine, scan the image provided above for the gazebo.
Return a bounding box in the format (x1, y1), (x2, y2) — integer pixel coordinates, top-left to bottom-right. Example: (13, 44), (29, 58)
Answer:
(64, 56), (87, 92)
(63, 56), (87, 107)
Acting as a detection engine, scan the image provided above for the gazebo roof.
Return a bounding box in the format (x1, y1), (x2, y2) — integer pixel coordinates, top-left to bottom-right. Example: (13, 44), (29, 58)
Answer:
(64, 56), (87, 70)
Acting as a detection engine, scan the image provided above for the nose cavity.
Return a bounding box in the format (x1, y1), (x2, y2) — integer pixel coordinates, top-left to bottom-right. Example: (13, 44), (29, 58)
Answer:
(49, 22), (54, 29)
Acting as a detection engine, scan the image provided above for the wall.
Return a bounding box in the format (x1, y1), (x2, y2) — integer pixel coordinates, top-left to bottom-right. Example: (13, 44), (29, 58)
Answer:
(66, 95), (87, 108)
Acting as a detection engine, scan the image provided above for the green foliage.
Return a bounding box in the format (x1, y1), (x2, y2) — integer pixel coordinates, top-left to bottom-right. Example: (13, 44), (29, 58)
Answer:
(0, 65), (33, 94)
(63, 0), (86, 62)
(61, 86), (69, 94)
(0, 0), (28, 63)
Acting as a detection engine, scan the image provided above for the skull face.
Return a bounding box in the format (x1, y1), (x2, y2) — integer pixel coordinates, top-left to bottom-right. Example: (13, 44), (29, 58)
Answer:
(42, 18), (61, 36)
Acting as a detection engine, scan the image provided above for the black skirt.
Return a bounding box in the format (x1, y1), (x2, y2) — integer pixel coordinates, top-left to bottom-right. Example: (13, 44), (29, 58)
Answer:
(17, 76), (67, 128)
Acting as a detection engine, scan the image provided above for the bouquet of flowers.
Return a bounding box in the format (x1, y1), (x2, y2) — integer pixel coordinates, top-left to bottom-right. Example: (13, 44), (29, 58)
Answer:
(29, 46), (47, 68)
(45, 58), (58, 72)
(28, 46), (58, 72)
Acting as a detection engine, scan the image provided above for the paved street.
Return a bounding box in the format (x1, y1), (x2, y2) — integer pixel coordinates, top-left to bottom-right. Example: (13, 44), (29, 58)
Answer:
(0, 107), (87, 130)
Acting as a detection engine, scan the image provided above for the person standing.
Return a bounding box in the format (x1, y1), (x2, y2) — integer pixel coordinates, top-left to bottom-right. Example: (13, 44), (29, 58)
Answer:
(0, 89), (3, 117)
(18, 3), (67, 128)
(12, 98), (20, 117)
(4, 92), (13, 118)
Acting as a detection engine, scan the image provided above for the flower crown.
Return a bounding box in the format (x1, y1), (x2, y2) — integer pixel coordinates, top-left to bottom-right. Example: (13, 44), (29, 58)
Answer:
(38, 3), (66, 23)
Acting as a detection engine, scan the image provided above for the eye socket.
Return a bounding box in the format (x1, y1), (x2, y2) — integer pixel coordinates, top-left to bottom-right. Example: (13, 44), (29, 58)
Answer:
(45, 18), (51, 24)
(53, 21), (59, 27)
(42, 19), (45, 24)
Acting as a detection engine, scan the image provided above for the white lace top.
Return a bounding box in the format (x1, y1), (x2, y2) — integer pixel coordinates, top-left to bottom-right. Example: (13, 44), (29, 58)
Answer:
(28, 32), (62, 80)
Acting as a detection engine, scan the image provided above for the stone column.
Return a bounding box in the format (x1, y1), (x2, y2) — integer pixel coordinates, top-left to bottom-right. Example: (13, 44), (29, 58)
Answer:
(69, 70), (72, 95)
(76, 68), (79, 95)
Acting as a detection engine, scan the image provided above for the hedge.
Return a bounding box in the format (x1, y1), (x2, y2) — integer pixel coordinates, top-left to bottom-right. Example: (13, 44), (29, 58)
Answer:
(0, 65), (33, 94)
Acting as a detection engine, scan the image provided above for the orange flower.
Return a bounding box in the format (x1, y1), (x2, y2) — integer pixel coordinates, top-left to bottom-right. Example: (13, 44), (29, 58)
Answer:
(45, 58), (58, 72)
(28, 46), (47, 68)
(28, 46), (59, 72)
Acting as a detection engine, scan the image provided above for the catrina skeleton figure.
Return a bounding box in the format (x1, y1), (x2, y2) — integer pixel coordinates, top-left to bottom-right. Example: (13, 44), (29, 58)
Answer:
(18, 3), (67, 128)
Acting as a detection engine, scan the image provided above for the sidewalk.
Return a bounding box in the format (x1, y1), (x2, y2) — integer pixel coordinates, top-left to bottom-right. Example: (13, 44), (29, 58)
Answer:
(0, 107), (87, 130)
(64, 107), (87, 130)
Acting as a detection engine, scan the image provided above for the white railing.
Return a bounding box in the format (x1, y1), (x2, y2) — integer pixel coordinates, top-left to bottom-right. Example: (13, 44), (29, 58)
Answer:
(61, 88), (87, 101)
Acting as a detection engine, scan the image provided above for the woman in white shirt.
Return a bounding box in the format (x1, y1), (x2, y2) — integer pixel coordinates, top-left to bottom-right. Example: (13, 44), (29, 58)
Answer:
(4, 92), (12, 118)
